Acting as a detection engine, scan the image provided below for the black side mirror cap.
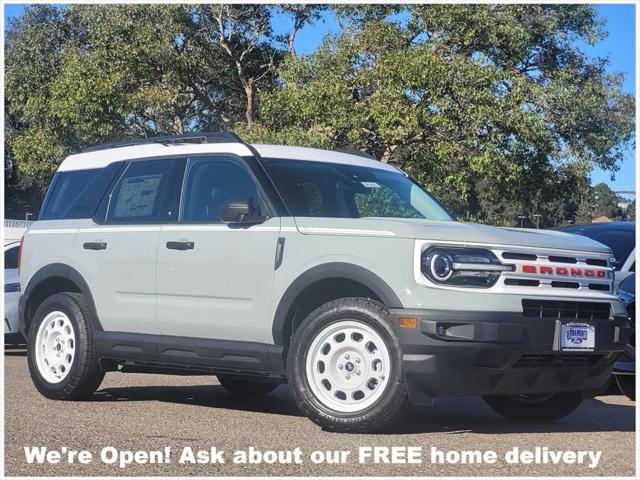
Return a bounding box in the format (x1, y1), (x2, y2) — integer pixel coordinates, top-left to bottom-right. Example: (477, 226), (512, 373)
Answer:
(221, 198), (267, 225)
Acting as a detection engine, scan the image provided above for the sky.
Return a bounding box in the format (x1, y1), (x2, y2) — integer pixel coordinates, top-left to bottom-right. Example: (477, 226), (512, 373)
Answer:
(3, 3), (637, 193)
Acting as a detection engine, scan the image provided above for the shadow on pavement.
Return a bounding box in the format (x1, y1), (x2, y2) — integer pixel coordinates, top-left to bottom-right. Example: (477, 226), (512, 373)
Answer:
(91, 383), (634, 435)
(380, 397), (635, 435)
(93, 384), (305, 418)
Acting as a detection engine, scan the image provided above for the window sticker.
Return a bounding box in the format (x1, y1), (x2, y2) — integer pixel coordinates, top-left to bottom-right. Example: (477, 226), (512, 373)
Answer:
(113, 174), (161, 218)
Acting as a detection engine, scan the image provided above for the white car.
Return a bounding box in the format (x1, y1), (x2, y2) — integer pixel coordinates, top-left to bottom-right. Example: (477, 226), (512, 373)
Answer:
(4, 240), (23, 344)
(17, 133), (630, 432)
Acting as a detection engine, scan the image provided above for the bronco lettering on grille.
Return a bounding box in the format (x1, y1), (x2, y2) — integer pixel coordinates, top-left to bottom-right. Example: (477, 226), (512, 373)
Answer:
(520, 265), (606, 278)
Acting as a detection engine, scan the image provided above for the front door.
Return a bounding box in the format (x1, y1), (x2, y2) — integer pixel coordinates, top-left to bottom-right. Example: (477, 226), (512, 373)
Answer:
(156, 156), (280, 343)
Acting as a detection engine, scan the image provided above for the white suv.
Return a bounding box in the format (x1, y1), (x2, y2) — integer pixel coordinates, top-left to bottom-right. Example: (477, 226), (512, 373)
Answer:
(19, 133), (630, 432)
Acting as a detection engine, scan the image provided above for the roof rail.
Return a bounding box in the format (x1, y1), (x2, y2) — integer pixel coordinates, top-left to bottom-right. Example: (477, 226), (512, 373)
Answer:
(334, 146), (377, 160)
(81, 132), (244, 153)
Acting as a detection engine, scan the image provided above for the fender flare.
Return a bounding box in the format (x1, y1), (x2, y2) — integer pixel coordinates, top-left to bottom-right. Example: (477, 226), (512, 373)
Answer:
(20, 263), (103, 336)
(271, 262), (403, 345)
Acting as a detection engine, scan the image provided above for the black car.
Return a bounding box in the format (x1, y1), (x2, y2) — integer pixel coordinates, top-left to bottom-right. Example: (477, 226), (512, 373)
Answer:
(613, 273), (635, 400)
(555, 222), (636, 400)
(554, 222), (635, 289)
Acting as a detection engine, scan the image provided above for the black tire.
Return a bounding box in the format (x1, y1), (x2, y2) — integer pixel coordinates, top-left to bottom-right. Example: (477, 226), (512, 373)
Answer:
(615, 376), (635, 401)
(217, 374), (279, 396)
(288, 297), (407, 433)
(613, 344), (635, 401)
(483, 392), (584, 422)
(27, 292), (104, 400)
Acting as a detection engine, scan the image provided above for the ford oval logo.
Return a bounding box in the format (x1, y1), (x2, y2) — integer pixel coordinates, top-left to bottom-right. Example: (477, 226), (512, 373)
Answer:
(566, 328), (588, 344)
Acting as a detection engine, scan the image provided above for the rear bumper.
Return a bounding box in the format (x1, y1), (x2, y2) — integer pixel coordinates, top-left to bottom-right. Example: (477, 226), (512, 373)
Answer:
(390, 305), (631, 401)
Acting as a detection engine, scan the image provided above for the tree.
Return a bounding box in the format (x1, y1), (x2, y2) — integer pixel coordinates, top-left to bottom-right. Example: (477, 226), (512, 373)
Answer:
(278, 5), (328, 57)
(4, 4), (635, 223)
(574, 182), (628, 223)
(5, 4), (283, 191)
(590, 183), (624, 219)
(242, 4), (634, 224)
(210, 4), (282, 123)
(626, 199), (636, 221)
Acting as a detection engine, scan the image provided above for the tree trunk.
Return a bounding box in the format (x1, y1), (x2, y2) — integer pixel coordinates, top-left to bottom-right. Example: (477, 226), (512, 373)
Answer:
(288, 27), (298, 57)
(173, 115), (184, 134)
(245, 82), (255, 124)
(381, 144), (397, 163)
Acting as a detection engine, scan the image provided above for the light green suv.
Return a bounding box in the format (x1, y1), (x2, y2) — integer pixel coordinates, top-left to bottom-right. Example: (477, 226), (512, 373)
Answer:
(19, 133), (631, 432)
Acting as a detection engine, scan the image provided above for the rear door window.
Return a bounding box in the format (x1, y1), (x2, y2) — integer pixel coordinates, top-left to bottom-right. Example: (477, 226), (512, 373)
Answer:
(106, 159), (175, 223)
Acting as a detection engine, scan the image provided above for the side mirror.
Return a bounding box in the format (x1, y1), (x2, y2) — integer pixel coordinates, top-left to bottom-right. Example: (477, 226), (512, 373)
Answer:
(221, 198), (266, 225)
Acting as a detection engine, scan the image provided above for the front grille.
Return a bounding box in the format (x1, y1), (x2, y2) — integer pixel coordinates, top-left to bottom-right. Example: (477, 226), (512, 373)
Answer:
(548, 255), (577, 264)
(586, 258), (608, 267)
(502, 252), (537, 261)
(514, 353), (604, 368)
(498, 248), (613, 296)
(551, 281), (579, 289)
(522, 299), (611, 320)
(505, 279), (540, 287)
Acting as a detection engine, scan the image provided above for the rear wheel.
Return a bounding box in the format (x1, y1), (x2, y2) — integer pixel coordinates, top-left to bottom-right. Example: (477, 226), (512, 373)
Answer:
(483, 392), (583, 422)
(27, 292), (104, 400)
(288, 297), (407, 432)
(216, 374), (279, 396)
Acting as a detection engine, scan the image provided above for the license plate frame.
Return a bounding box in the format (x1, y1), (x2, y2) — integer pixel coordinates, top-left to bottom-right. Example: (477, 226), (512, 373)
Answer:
(560, 322), (595, 352)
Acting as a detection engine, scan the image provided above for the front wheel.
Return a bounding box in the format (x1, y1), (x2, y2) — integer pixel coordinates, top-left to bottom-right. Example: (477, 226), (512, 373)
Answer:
(288, 298), (407, 432)
(615, 376), (635, 401)
(483, 392), (583, 422)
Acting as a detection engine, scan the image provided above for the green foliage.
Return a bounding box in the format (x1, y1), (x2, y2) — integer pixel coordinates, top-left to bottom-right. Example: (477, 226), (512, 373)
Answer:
(5, 3), (282, 195)
(574, 182), (629, 223)
(5, 4), (635, 225)
(246, 4), (635, 226)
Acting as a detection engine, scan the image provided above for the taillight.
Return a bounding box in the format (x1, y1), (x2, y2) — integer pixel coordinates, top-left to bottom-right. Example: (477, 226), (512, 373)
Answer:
(17, 235), (24, 273)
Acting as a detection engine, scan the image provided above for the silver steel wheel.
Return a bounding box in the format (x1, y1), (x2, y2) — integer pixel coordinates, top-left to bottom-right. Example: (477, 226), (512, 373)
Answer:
(34, 311), (76, 384)
(305, 320), (391, 413)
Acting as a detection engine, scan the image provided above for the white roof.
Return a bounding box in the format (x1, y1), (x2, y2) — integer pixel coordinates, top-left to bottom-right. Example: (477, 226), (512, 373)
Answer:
(252, 144), (397, 172)
(57, 142), (397, 173)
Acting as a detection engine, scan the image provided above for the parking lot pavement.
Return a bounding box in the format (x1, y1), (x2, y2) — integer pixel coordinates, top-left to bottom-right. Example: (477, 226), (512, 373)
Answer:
(3, 346), (636, 477)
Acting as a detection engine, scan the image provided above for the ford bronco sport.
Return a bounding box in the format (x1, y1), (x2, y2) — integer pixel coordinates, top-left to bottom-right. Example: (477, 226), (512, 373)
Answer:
(18, 133), (631, 432)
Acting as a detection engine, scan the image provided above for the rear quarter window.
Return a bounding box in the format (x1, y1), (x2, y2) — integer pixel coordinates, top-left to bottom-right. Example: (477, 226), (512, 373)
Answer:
(4, 246), (19, 269)
(39, 163), (124, 220)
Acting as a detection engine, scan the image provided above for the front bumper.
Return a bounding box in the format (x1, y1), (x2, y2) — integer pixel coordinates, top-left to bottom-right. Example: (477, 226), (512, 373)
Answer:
(390, 303), (631, 402)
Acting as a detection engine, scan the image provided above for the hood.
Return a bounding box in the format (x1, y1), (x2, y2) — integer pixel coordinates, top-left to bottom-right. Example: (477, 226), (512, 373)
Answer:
(293, 217), (612, 254)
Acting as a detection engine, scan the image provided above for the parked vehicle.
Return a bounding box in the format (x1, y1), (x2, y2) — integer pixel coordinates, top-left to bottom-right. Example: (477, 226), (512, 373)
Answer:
(554, 222), (635, 289)
(5, 241), (24, 344)
(613, 273), (635, 400)
(18, 133), (631, 432)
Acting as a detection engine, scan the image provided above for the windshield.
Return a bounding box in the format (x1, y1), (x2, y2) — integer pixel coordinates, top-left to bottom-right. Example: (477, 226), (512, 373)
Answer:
(262, 158), (452, 221)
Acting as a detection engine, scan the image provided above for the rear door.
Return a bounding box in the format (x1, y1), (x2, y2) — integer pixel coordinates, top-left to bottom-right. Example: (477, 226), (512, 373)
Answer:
(156, 155), (281, 343)
(73, 157), (181, 334)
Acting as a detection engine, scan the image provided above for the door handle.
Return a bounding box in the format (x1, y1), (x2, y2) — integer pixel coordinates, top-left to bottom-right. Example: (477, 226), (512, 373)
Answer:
(166, 241), (195, 250)
(83, 242), (107, 250)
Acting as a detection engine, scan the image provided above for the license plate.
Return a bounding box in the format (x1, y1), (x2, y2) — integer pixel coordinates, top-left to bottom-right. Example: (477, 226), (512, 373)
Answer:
(560, 323), (595, 352)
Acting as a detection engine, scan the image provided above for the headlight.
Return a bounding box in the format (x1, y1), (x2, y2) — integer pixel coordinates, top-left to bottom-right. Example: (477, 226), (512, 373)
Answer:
(4, 282), (20, 293)
(421, 246), (514, 288)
